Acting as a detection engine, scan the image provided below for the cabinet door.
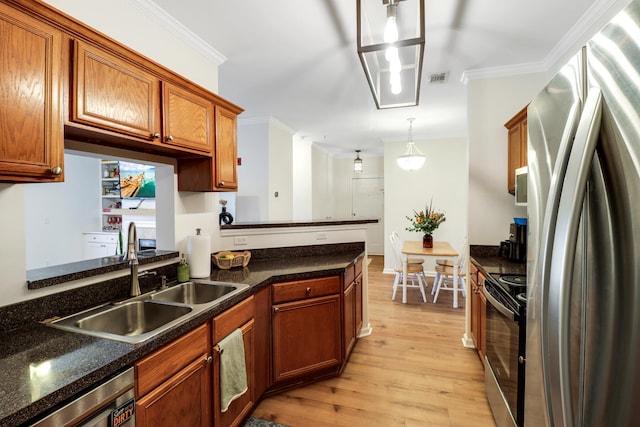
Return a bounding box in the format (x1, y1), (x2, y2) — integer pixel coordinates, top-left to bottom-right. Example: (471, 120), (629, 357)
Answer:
(477, 271), (487, 365)
(505, 106), (528, 194)
(214, 106), (238, 190)
(355, 272), (363, 336)
(343, 282), (356, 359)
(213, 296), (255, 427)
(72, 40), (160, 140)
(161, 82), (213, 154)
(272, 294), (341, 384)
(214, 319), (254, 427)
(0, 3), (64, 182)
(136, 355), (212, 427)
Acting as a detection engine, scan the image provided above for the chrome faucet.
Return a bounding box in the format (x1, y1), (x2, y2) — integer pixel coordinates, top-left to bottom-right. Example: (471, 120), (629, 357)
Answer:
(125, 222), (157, 296)
(124, 222), (140, 296)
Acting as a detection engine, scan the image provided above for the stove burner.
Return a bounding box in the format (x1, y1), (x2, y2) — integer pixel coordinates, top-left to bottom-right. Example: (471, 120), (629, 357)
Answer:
(516, 293), (527, 303)
(499, 275), (527, 287)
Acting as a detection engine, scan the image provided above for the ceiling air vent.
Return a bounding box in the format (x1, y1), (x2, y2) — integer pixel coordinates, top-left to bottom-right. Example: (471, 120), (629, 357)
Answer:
(429, 72), (449, 84)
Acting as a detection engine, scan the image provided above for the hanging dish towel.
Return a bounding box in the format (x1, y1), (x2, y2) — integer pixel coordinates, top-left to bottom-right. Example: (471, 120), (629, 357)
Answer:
(218, 328), (248, 413)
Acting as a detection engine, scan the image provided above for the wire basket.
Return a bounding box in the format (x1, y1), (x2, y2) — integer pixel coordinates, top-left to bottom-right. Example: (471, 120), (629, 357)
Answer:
(212, 251), (251, 270)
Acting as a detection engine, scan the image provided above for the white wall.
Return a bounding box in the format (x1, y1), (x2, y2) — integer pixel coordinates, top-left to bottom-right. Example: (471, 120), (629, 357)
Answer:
(268, 123), (294, 221)
(467, 73), (547, 245)
(331, 156), (384, 219)
(311, 147), (334, 220)
(292, 136), (312, 220)
(24, 155), (101, 269)
(236, 120), (269, 222)
(384, 137), (468, 274)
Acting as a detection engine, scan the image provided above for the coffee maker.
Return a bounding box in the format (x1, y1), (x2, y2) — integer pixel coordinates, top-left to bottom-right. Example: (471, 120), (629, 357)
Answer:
(499, 223), (527, 262)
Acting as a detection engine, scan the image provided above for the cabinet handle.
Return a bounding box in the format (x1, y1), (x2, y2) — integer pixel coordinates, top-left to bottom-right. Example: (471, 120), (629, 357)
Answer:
(151, 132), (160, 139)
(165, 135), (174, 142)
(205, 356), (213, 364)
(218, 181), (225, 187)
(306, 287), (312, 293)
(213, 345), (223, 354)
(274, 307), (280, 312)
(51, 166), (63, 175)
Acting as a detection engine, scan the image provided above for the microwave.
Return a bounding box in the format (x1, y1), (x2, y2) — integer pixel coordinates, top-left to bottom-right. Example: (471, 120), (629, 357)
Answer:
(515, 166), (527, 206)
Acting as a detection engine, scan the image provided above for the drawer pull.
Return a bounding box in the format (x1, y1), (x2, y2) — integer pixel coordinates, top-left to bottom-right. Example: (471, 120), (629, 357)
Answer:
(306, 287), (312, 293)
(205, 356), (213, 364)
(274, 307), (280, 312)
(213, 345), (223, 354)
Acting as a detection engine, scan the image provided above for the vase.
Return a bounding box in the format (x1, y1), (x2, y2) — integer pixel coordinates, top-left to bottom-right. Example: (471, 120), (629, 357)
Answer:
(423, 234), (433, 248)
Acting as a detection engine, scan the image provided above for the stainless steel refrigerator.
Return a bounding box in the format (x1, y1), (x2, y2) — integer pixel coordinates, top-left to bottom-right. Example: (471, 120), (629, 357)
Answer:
(526, 0), (640, 425)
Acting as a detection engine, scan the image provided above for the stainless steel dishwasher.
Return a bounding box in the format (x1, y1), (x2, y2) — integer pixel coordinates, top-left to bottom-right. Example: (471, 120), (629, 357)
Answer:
(31, 367), (135, 427)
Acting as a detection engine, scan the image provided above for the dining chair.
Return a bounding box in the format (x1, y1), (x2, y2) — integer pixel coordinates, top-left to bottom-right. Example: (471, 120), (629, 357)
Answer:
(432, 237), (468, 304)
(389, 232), (428, 303)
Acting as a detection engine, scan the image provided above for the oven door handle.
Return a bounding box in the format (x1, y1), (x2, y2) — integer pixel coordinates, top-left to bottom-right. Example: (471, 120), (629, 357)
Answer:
(483, 284), (516, 320)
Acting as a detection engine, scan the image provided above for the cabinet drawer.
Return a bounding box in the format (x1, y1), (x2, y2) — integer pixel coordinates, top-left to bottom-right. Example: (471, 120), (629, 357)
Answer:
(272, 276), (341, 304)
(213, 295), (255, 341)
(355, 257), (363, 277)
(135, 323), (210, 397)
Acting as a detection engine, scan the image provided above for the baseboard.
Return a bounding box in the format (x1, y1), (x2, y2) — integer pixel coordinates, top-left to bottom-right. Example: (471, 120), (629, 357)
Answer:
(461, 333), (475, 348)
(358, 323), (373, 338)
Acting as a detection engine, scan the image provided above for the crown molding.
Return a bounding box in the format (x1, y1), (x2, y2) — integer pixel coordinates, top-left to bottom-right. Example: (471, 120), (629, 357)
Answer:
(129, 0), (226, 65)
(461, 0), (622, 83)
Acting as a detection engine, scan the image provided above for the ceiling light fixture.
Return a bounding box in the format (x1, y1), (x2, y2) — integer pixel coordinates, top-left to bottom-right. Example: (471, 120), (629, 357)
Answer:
(357, 0), (425, 109)
(397, 118), (425, 171)
(354, 150), (363, 172)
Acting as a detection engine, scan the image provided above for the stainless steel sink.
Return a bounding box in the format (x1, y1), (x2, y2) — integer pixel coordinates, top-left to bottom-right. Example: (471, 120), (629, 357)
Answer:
(48, 281), (249, 344)
(150, 281), (238, 305)
(76, 301), (192, 336)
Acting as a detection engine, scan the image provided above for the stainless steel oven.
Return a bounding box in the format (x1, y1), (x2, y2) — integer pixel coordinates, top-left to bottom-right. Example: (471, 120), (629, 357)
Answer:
(484, 274), (526, 427)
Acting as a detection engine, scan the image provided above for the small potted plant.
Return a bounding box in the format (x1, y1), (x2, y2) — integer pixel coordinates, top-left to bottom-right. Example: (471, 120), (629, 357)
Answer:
(406, 200), (446, 248)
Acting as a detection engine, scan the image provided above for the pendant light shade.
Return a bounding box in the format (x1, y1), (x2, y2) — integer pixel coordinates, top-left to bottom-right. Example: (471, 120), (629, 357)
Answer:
(397, 118), (425, 171)
(354, 150), (363, 172)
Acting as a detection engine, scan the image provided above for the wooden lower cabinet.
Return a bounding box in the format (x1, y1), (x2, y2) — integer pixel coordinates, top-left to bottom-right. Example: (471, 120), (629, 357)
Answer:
(213, 296), (255, 427)
(136, 356), (212, 427)
(135, 323), (212, 427)
(470, 263), (487, 366)
(272, 279), (342, 385)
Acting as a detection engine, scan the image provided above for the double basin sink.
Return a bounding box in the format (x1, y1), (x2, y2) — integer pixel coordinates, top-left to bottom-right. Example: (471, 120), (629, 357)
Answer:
(49, 280), (249, 344)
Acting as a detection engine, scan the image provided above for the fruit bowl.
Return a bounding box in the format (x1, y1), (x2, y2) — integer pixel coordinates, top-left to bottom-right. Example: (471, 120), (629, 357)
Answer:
(212, 250), (251, 269)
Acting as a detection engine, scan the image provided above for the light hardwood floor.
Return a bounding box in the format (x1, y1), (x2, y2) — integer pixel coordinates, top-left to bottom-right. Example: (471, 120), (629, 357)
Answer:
(250, 255), (497, 426)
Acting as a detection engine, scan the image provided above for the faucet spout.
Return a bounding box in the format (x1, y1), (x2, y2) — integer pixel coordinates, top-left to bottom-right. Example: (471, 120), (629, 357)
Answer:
(125, 222), (141, 297)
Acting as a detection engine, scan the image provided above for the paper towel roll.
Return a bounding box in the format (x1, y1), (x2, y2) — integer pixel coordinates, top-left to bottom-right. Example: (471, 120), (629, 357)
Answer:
(187, 229), (211, 278)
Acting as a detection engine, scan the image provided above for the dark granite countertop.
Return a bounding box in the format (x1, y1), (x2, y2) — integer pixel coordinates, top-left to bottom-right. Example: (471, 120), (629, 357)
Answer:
(0, 244), (364, 426)
(469, 245), (527, 276)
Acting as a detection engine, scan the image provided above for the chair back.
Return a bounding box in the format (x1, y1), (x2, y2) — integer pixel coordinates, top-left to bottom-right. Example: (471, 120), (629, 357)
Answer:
(457, 236), (468, 274)
(389, 231), (404, 270)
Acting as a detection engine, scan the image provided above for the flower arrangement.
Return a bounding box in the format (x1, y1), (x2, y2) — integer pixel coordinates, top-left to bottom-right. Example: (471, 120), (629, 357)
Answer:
(406, 200), (446, 236)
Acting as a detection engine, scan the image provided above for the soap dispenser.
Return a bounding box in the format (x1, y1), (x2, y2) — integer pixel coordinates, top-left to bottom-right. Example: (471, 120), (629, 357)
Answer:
(177, 253), (189, 283)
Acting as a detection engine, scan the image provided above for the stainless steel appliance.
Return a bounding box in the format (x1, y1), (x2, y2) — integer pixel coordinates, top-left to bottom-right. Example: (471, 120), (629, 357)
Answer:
(30, 368), (135, 426)
(484, 273), (527, 427)
(498, 223), (527, 263)
(526, 1), (640, 425)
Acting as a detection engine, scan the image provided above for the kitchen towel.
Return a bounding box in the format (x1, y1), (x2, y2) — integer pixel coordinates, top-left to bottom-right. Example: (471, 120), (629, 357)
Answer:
(187, 228), (211, 278)
(218, 328), (248, 413)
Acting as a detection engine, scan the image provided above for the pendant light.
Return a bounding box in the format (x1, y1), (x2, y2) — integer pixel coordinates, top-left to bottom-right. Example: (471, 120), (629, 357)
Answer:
(354, 150), (363, 173)
(397, 118), (425, 171)
(357, 0), (425, 109)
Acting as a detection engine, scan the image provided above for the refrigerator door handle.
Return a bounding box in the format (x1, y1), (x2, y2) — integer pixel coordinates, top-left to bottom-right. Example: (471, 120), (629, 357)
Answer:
(545, 87), (602, 427)
(538, 100), (583, 424)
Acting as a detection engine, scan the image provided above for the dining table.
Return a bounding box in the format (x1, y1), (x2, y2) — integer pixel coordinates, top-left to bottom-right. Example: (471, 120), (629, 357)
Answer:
(401, 241), (461, 307)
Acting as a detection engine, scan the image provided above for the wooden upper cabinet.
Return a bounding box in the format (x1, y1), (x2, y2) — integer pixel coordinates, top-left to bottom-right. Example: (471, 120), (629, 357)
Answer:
(161, 82), (213, 154)
(215, 106), (238, 190)
(505, 106), (528, 194)
(0, 3), (64, 182)
(71, 40), (160, 141)
(177, 105), (240, 192)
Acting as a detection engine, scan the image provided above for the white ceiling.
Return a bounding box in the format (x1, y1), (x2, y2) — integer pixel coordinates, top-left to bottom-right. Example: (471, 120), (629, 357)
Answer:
(150, 0), (619, 158)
